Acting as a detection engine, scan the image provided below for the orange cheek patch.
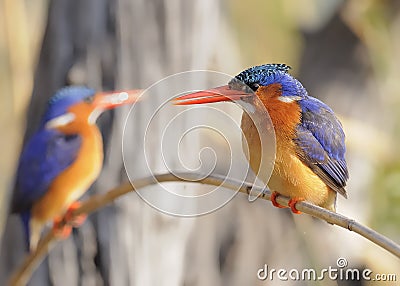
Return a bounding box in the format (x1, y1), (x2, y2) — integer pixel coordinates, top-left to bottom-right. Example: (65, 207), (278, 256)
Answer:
(256, 84), (301, 136)
(55, 103), (95, 133)
(67, 102), (94, 120)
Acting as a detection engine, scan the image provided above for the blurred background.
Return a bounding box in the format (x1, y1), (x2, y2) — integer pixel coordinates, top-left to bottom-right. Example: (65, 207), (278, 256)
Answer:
(1, 0), (400, 285)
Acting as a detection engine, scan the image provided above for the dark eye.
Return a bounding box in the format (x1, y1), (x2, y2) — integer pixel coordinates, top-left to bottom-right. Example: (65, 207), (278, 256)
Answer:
(83, 96), (94, 103)
(249, 83), (260, 91)
(229, 78), (258, 93)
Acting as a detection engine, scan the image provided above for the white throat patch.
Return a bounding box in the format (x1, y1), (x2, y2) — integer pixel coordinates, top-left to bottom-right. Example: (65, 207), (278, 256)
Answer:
(88, 108), (103, 124)
(277, 96), (302, 103)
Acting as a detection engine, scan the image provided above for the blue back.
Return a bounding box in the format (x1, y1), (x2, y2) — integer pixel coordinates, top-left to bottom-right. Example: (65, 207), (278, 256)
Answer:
(296, 98), (348, 195)
(12, 129), (82, 213)
(12, 86), (91, 248)
(232, 64), (348, 195)
(13, 86), (92, 213)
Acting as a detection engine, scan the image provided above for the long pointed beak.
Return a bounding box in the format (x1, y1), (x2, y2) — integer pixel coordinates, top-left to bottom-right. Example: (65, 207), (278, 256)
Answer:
(93, 89), (143, 109)
(173, 85), (252, 105)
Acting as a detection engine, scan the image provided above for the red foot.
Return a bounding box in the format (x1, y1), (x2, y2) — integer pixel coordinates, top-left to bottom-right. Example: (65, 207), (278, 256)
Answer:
(52, 217), (72, 239)
(288, 198), (304, 214)
(52, 201), (87, 239)
(65, 201), (87, 227)
(270, 192), (287, 209)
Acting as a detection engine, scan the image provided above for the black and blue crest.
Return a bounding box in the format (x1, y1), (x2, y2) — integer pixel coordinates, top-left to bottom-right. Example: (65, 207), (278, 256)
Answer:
(229, 63), (308, 98)
(234, 63), (291, 84)
(230, 63), (348, 196)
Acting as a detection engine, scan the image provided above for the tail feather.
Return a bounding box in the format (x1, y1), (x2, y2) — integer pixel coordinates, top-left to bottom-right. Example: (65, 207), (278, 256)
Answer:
(29, 218), (43, 252)
(20, 211), (44, 252)
(21, 211), (31, 251)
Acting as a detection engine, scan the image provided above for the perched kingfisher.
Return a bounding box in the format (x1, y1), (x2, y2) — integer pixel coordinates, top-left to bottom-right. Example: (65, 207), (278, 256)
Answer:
(174, 64), (348, 213)
(12, 86), (141, 251)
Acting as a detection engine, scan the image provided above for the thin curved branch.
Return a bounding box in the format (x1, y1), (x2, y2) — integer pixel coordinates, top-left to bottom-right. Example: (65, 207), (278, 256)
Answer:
(9, 172), (400, 285)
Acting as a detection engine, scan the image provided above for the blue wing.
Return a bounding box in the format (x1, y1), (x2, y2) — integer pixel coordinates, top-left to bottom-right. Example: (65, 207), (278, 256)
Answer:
(12, 128), (82, 213)
(295, 97), (348, 197)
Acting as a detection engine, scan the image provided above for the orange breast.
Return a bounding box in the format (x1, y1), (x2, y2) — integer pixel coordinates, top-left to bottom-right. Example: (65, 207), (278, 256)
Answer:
(31, 111), (103, 222)
(242, 84), (336, 211)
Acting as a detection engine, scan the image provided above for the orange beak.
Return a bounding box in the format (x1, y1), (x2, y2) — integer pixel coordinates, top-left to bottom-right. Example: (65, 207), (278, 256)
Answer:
(93, 89), (143, 110)
(173, 85), (253, 105)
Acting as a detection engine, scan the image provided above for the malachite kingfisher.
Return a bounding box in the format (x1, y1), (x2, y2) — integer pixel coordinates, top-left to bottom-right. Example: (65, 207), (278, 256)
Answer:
(11, 86), (141, 251)
(174, 64), (348, 213)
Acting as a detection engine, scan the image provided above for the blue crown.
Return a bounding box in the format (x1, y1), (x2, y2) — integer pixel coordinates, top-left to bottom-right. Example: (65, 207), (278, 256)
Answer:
(230, 64), (308, 98)
(43, 86), (95, 123)
(232, 63), (291, 85)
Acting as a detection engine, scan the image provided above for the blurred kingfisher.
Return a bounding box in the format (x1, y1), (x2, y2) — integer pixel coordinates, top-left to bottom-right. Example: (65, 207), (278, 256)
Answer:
(12, 86), (141, 251)
(174, 64), (348, 213)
